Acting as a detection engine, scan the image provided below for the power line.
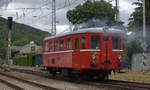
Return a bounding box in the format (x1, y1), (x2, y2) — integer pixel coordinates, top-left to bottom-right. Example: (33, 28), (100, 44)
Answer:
(33, 0), (79, 23)
(0, 8), (51, 10)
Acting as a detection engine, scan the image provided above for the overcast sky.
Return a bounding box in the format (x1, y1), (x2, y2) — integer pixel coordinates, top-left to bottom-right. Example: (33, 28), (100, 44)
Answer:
(0, 0), (137, 33)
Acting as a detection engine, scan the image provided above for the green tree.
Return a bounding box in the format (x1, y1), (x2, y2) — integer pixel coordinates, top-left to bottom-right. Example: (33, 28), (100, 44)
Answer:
(128, 0), (150, 32)
(13, 38), (29, 46)
(0, 17), (51, 59)
(67, 0), (118, 26)
(0, 40), (7, 58)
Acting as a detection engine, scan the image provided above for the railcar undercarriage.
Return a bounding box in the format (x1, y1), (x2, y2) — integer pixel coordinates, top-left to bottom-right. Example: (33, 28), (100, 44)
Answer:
(47, 67), (113, 80)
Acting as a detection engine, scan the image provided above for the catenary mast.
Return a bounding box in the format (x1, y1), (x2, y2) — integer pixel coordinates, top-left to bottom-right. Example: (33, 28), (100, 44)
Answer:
(51, 0), (56, 35)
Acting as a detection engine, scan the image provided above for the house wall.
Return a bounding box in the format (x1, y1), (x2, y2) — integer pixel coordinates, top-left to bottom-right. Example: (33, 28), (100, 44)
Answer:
(13, 42), (42, 57)
(132, 53), (150, 71)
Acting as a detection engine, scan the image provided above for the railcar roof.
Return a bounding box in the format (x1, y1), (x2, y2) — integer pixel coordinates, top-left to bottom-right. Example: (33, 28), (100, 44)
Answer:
(44, 27), (124, 40)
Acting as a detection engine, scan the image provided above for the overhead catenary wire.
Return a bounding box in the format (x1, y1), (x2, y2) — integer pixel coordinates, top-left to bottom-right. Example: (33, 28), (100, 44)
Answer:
(0, 0), (80, 32)
(32, 0), (79, 23)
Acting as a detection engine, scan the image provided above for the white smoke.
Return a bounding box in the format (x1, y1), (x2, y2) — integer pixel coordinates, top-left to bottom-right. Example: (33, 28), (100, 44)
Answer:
(73, 17), (126, 32)
(73, 17), (110, 30)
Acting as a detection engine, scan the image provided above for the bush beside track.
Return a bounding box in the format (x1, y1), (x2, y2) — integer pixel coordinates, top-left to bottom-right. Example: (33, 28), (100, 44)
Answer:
(13, 53), (42, 66)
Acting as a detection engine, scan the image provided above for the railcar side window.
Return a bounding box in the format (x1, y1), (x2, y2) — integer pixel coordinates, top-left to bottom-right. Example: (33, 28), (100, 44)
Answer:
(54, 40), (58, 51)
(91, 36), (100, 49)
(66, 38), (71, 50)
(112, 36), (121, 49)
(45, 42), (48, 52)
(81, 37), (86, 49)
(49, 41), (53, 52)
(75, 38), (79, 49)
(60, 40), (64, 51)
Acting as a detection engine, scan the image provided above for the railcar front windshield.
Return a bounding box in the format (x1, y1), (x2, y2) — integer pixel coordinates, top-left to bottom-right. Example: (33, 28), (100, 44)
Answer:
(91, 36), (100, 49)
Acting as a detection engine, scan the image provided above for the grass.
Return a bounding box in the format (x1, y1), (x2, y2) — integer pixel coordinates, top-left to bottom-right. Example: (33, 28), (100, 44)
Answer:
(109, 69), (150, 83)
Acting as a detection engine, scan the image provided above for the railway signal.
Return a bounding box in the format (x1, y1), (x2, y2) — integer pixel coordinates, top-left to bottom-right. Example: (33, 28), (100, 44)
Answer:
(8, 17), (13, 29)
(7, 17), (13, 67)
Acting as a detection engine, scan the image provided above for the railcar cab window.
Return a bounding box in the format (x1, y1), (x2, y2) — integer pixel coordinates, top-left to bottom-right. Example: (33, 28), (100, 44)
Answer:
(45, 42), (48, 52)
(81, 37), (86, 49)
(54, 40), (58, 51)
(91, 36), (100, 49)
(75, 38), (79, 49)
(49, 41), (53, 52)
(112, 36), (121, 50)
(60, 40), (64, 51)
(66, 38), (71, 50)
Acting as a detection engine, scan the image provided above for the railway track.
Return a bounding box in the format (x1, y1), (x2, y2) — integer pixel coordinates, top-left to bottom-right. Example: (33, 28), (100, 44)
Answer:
(2, 66), (150, 90)
(0, 71), (58, 90)
(87, 80), (150, 90)
(0, 77), (24, 90)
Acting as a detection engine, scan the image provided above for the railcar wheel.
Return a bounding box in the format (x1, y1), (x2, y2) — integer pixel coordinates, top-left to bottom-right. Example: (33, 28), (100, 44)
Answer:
(98, 70), (109, 80)
(98, 74), (105, 80)
(52, 70), (56, 76)
(81, 70), (93, 80)
(67, 69), (73, 78)
(49, 68), (57, 76)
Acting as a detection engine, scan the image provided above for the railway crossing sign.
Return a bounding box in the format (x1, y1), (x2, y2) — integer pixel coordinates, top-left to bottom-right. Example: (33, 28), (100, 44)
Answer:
(141, 42), (147, 49)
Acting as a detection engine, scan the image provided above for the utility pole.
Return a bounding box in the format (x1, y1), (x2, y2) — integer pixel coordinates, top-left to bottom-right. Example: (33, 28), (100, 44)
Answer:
(51, 0), (56, 35)
(7, 17), (13, 69)
(142, 0), (147, 72)
(115, 0), (119, 21)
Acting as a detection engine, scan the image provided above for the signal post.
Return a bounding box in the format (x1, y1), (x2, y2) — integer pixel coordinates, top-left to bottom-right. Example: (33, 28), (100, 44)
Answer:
(6, 17), (13, 71)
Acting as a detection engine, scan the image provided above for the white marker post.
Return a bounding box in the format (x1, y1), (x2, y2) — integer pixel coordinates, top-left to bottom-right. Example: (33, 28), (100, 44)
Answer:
(142, 0), (147, 72)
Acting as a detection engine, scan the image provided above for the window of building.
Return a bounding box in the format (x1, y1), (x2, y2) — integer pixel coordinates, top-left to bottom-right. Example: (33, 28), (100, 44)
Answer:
(45, 42), (48, 52)
(49, 41), (53, 52)
(60, 40), (64, 51)
(91, 36), (100, 49)
(31, 46), (35, 51)
(66, 38), (71, 50)
(81, 37), (86, 49)
(75, 38), (79, 49)
(54, 40), (58, 51)
(112, 36), (121, 49)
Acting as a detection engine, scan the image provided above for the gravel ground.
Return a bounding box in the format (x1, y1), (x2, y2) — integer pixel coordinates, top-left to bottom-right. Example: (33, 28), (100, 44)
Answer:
(0, 82), (13, 90)
(4, 71), (106, 90)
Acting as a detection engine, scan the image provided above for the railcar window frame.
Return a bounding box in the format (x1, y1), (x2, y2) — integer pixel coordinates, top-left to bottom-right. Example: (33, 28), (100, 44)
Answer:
(49, 41), (53, 52)
(112, 36), (121, 50)
(45, 41), (49, 52)
(66, 38), (72, 50)
(91, 36), (100, 49)
(75, 37), (79, 50)
(54, 40), (58, 51)
(31, 46), (35, 51)
(60, 39), (64, 51)
(81, 36), (86, 49)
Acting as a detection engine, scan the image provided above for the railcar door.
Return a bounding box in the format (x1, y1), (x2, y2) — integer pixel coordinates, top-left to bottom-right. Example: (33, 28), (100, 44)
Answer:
(73, 37), (81, 69)
(102, 36), (111, 69)
(102, 35), (123, 70)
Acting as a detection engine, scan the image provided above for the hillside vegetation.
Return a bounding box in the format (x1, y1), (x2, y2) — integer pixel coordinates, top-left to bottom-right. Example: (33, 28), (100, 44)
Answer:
(0, 17), (51, 58)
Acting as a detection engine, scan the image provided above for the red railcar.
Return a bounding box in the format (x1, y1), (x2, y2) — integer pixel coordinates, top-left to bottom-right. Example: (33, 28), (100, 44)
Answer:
(43, 28), (123, 79)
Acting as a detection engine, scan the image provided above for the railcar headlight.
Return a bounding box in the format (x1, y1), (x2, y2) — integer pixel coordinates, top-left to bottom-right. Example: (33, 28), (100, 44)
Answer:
(92, 54), (96, 60)
(118, 55), (121, 60)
